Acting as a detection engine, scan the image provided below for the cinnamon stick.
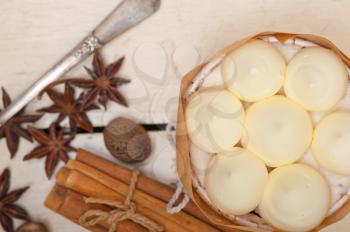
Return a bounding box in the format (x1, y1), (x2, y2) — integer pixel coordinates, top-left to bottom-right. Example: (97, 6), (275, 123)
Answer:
(76, 150), (206, 219)
(57, 166), (219, 232)
(44, 185), (105, 232)
(76, 149), (238, 232)
(66, 161), (220, 232)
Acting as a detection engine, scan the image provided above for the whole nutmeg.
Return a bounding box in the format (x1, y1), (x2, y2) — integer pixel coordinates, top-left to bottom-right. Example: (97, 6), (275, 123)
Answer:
(16, 222), (48, 232)
(104, 117), (151, 163)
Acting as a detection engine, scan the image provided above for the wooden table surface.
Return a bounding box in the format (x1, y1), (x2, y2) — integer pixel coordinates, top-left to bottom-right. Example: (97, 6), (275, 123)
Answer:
(1, 0), (350, 231)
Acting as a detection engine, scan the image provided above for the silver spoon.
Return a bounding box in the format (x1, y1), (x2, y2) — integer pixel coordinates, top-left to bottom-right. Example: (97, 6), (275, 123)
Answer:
(0, 0), (161, 126)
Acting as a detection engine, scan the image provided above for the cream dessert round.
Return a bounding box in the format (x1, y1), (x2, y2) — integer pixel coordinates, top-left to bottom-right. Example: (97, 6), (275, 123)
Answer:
(312, 111), (350, 175)
(259, 164), (330, 232)
(242, 95), (313, 167)
(205, 148), (268, 216)
(186, 87), (244, 153)
(221, 39), (286, 102)
(284, 47), (348, 111)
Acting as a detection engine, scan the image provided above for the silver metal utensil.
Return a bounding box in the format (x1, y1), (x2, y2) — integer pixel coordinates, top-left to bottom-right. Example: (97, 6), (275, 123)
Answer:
(0, 0), (161, 126)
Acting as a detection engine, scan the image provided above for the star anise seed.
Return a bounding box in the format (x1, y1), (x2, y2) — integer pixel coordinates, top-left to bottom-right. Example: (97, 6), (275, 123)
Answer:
(0, 88), (43, 158)
(23, 123), (76, 179)
(69, 50), (130, 109)
(0, 168), (30, 232)
(37, 83), (98, 132)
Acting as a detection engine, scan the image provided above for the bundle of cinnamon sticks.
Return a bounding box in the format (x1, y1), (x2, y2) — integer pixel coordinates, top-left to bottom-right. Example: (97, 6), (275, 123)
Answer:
(45, 149), (239, 232)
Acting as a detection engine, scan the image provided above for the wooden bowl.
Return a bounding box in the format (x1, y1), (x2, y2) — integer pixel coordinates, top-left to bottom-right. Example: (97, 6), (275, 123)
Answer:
(176, 32), (350, 232)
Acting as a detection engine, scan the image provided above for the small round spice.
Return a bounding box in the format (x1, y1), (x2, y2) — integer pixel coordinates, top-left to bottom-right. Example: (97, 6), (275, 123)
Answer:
(104, 117), (151, 163)
(16, 222), (48, 232)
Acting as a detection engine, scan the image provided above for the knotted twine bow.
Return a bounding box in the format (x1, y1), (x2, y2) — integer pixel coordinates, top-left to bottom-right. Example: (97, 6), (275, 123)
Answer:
(79, 170), (164, 232)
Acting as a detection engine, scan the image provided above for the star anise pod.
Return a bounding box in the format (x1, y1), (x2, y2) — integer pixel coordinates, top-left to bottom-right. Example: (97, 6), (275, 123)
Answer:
(37, 83), (98, 132)
(23, 123), (76, 179)
(0, 168), (30, 232)
(0, 88), (43, 158)
(69, 50), (131, 109)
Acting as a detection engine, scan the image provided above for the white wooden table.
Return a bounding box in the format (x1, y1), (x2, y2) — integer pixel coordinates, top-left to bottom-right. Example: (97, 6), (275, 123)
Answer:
(1, 0), (350, 231)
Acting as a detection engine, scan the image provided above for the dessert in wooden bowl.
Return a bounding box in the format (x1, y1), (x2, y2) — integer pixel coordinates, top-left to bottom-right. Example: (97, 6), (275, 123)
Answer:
(176, 32), (350, 232)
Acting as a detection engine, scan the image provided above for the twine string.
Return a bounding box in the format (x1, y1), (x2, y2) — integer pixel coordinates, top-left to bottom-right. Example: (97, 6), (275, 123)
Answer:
(165, 123), (190, 214)
(79, 170), (164, 232)
(166, 181), (190, 214)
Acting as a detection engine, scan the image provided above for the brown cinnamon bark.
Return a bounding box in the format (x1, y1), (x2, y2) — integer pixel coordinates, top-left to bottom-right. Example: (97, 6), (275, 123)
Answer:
(75, 151), (203, 217)
(76, 149), (176, 204)
(56, 166), (218, 232)
(76, 148), (238, 232)
(44, 185), (105, 232)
